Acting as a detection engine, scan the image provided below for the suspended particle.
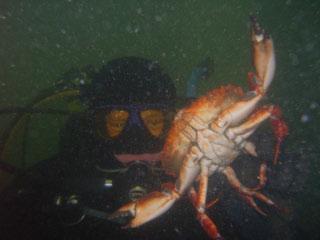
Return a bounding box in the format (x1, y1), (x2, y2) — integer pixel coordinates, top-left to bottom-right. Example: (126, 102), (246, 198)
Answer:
(155, 15), (162, 22)
(136, 8), (142, 15)
(310, 101), (318, 110)
(300, 114), (310, 123)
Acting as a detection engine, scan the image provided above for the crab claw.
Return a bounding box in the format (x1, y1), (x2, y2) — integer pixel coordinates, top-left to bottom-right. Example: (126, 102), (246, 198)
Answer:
(108, 188), (180, 228)
(250, 15), (276, 94)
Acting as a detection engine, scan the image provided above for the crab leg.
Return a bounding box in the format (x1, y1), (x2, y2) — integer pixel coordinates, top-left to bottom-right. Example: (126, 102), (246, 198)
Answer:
(269, 106), (289, 164)
(223, 166), (277, 216)
(252, 161), (268, 191)
(183, 158), (224, 239)
(226, 103), (288, 165)
(176, 146), (202, 194)
(225, 106), (277, 191)
(189, 187), (222, 240)
(196, 159), (210, 212)
(210, 93), (262, 133)
(240, 143), (268, 191)
(226, 105), (274, 140)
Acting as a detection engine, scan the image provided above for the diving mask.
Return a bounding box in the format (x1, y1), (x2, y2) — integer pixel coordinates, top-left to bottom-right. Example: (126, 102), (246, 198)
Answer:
(95, 103), (171, 139)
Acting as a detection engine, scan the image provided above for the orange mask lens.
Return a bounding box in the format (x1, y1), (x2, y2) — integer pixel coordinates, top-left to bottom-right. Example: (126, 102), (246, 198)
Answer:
(105, 110), (129, 138)
(140, 109), (164, 137)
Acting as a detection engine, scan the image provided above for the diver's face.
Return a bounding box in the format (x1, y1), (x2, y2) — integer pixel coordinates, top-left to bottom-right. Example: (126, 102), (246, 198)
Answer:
(94, 103), (174, 160)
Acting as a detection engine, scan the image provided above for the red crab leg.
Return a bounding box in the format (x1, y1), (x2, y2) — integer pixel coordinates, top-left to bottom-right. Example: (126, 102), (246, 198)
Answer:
(197, 163), (209, 211)
(226, 104), (288, 166)
(247, 72), (289, 164)
(189, 187), (222, 240)
(223, 166), (278, 216)
(270, 106), (289, 164)
(227, 105), (274, 137)
(225, 105), (269, 190)
(211, 93), (263, 133)
(254, 161), (268, 191)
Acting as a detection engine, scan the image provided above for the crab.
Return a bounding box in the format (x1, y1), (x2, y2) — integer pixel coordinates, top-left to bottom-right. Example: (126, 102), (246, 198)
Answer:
(108, 17), (289, 239)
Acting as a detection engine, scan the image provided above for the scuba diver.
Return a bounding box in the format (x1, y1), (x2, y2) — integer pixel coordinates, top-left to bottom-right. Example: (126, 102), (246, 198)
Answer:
(0, 57), (210, 240)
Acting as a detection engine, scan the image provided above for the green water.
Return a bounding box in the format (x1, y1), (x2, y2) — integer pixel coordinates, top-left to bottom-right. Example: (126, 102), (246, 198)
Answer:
(1, 0), (319, 239)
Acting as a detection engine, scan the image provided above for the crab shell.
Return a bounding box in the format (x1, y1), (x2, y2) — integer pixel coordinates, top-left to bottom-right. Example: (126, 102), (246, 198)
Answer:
(162, 85), (245, 176)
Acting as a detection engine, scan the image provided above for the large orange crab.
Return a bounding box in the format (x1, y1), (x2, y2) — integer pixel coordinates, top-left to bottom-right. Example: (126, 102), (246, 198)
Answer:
(109, 17), (288, 239)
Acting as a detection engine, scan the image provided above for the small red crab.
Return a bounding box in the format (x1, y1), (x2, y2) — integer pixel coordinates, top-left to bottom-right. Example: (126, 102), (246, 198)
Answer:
(109, 17), (289, 239)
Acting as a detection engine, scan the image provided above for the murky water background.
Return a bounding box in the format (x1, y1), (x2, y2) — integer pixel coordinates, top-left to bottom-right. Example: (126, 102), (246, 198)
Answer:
(1, 0), (319, 239)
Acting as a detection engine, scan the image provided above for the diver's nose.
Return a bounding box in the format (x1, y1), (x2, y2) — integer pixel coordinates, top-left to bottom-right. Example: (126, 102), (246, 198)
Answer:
(127, 110), (144, 128)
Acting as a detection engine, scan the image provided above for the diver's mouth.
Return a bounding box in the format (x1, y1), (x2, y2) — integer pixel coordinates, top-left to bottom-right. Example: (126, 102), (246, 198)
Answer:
(114, 152), (162, 164)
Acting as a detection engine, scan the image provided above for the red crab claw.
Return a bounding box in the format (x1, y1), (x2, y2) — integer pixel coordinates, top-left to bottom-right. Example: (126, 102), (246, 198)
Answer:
(270, 106), (289, 164)
(250, 15), (275, 95)
(108, 184), (179, 228)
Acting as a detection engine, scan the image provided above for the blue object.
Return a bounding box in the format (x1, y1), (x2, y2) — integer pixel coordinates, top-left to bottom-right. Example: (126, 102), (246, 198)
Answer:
(186, 67), (208, 98)
(186, 57), (213, 98)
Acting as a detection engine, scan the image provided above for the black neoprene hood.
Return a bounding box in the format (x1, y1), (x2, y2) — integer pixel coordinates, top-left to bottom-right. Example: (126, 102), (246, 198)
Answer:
(82, 57), (176, 108)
